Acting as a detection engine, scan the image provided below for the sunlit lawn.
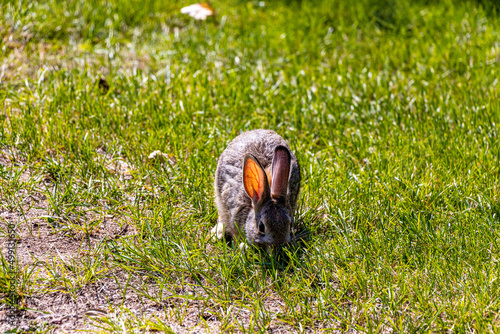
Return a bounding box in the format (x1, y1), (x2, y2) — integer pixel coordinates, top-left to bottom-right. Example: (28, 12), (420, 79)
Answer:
(1, 0), (500, 332)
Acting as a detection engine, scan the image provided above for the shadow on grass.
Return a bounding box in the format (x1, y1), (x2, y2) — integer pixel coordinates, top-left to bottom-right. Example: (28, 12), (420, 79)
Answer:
(217, 224), (313, 273)
(250, 226), (313, 273)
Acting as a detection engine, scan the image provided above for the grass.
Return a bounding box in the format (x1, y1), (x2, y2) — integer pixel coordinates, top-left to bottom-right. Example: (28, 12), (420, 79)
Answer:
(1, 0), (500, 332)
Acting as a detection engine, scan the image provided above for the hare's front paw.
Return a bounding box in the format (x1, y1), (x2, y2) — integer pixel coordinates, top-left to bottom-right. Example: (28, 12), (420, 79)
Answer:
(211, 221), (225, 240)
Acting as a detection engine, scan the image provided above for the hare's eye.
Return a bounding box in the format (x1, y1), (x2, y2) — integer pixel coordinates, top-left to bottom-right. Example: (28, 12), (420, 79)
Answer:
(258, 221), (266, 234)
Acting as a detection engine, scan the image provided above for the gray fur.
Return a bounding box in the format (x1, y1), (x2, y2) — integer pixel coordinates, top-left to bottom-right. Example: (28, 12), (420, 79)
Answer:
(212, 129), (301, 249)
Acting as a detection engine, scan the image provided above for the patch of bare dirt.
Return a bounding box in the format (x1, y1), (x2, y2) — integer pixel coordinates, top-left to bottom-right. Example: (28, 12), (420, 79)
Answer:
(0, 165), (219, 333)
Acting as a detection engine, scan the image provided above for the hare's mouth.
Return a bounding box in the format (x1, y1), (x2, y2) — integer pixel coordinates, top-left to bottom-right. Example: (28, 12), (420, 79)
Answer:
(254, 238), (269, 246)
(254, 234), (274, 246)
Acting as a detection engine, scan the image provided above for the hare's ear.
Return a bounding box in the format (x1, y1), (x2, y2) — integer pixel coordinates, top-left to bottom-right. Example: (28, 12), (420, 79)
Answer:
(271, 146), (291, 199)
(243, 155), (270, 206)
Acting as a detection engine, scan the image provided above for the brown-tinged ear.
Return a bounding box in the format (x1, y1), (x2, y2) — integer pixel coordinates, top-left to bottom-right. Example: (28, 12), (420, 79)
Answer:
(271, 146), (291, 199)
(243, 154), (270, 206)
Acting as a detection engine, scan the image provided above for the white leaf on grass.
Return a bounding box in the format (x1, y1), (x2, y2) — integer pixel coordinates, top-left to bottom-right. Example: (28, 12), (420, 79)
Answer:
(148, 150), (176, 165)
(180, 3), (215, 20)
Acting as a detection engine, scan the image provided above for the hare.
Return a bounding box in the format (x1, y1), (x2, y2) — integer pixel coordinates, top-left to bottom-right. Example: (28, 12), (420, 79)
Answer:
(212, 129), (301, 250)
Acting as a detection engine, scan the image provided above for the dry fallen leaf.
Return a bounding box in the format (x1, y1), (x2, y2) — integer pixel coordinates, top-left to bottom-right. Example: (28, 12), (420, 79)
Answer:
(84, 308), (108, 317)
(98, 77), (109, 94)
(104, 158), (133, 179)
